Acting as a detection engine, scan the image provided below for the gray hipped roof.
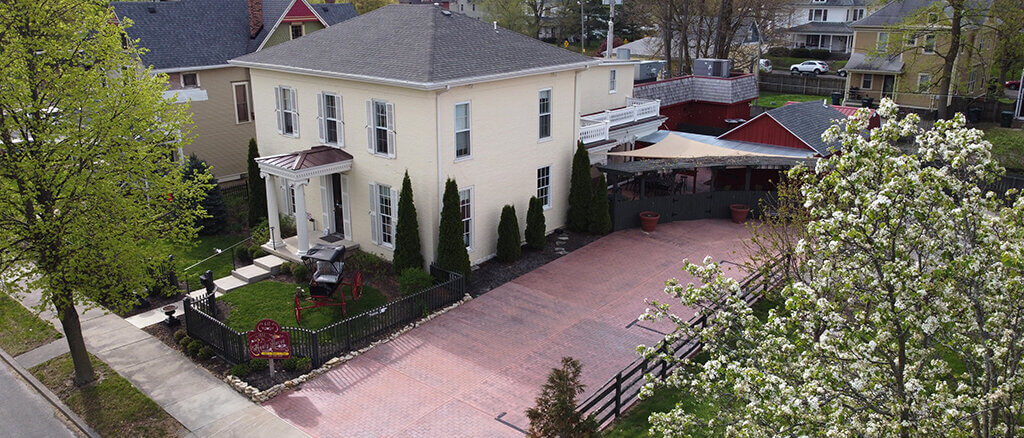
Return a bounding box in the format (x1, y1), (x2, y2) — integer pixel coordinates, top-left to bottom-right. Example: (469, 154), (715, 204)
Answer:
(764, 101), (845, 155)
(844, 52), (904, 73)
(853, 0), (991, 27)
(111, 0), (357, 70)
(230, 4), (599, 89)
(788, 22), (854, 35)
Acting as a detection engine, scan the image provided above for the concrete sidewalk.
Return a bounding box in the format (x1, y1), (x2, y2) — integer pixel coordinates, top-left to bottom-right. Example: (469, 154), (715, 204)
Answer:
(12, 286), (307, 437)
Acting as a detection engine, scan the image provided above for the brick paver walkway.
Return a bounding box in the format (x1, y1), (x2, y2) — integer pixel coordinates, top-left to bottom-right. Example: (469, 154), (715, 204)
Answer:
(266, 219), (753, 437)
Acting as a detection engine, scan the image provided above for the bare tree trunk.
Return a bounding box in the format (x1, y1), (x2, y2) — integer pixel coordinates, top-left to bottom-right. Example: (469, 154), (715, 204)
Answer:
(937, 2), (963, 120)
(57, 299), (95, 386)
(662, 1), (673, 75)
(713, 0), (733, 59)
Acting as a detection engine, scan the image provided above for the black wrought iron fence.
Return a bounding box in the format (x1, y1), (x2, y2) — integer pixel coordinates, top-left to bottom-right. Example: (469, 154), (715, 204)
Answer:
(182, 265), (466, 368)
(576, 260), (789, 428)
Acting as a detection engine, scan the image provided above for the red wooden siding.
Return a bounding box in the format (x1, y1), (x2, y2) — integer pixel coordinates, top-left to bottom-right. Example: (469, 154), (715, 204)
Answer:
(660, 100), (754, 131)
(718, 115), (813, 151)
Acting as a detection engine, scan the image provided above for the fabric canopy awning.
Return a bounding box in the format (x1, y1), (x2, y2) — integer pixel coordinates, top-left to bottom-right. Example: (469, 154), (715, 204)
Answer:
(608, 132), (808, 159)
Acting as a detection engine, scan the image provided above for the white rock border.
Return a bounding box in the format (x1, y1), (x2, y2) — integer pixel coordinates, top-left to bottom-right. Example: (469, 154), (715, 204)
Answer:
(225, 293), (473, 403)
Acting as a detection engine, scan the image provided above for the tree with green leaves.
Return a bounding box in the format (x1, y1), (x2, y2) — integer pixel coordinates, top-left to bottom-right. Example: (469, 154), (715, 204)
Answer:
(436, 179), (471, 279)
(525, 196), (546, 250)
(246, 138), (267, 228)
(185, 155), (228, 236)
(496, 204), (522, 262)
(567, 141), (592, 232)
(588, 174), (611, 235)
(0, 0), (209, 385)
(525, 357), (600, 438)
(392, 171), (423, 273)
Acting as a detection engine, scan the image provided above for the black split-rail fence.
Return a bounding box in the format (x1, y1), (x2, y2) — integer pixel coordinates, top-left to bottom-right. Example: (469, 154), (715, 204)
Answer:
(183, 264), (466, 368)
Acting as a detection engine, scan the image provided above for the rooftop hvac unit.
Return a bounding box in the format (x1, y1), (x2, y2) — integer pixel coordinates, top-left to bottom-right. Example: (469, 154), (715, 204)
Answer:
(693, 58), (732, 78)
(634, 60), (666, 83)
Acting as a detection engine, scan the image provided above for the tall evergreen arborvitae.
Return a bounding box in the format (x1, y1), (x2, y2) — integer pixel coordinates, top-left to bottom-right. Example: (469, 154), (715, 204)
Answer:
(496, 204), (522, 262)
(246, 138), (267, 227)
(588, 174), (612, 235)
(567, 141), (592, 232)
(392, 171), (424, 273)
(525, 196), (546, 250)
(436, 178), (471, 278)
(186, 154), (228, 235)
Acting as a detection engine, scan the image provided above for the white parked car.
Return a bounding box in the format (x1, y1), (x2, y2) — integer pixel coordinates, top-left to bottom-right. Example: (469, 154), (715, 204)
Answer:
(790, 60), (829, 75)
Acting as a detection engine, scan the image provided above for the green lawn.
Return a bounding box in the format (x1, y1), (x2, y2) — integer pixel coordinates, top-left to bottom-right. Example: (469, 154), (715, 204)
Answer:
(984, 126), (1024, 172)
(31, 353), (181, 437)
(172, 234), (248, 286)
(603, 299), (778, 436)
(755, 91), (828, 109)
(0, 294), (62, 356)
(220, 280), (388, 331)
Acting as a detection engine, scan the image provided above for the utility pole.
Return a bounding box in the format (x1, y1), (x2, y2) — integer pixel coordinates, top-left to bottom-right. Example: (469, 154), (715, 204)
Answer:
(606, 0), (616, 59)
(579, 1), (585, 54)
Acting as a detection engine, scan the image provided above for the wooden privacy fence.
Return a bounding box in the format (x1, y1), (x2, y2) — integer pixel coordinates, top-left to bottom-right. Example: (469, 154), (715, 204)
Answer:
(576, 260), (789, 428)
(183, 264), (466, 368)
(758, 74), (845, 97)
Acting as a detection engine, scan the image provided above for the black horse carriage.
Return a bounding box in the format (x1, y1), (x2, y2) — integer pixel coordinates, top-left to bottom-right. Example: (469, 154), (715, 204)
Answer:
(294, 244), (362, 324)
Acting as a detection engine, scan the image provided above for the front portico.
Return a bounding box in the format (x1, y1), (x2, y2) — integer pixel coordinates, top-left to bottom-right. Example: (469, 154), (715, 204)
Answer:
(255, 146), (354, 259)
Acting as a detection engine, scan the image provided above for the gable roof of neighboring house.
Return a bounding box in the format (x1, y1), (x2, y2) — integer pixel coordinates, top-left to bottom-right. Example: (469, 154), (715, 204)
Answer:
(853, 0), (991, 28)
(230, 4), (599, 90)
(111, 0), (357, 71)
(720, 101), (845, 155)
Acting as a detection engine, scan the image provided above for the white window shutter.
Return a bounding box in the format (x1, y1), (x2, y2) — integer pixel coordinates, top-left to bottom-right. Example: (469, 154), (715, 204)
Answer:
(316, 93), (325, 143)
(320, 176), (330, 234)
(274, 86), (283, 134)
(337, 95), (345, 147)
(385, 102), (396, 158)
(341, 175), (352, 240)
(368, 183), (380, 245)
(290, 89), (299, 137)
(365, 100), (374, 154)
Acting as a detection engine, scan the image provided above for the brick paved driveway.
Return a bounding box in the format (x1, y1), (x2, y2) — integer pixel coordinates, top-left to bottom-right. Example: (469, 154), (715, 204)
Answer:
(264, 219), (753, 437)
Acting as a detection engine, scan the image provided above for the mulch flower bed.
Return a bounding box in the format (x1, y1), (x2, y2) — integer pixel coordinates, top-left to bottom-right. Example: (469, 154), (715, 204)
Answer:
(468, 229), (599, 297)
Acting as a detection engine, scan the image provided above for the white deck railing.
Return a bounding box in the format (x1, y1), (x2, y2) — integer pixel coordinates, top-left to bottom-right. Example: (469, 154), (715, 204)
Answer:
(579, 98), (661, 144)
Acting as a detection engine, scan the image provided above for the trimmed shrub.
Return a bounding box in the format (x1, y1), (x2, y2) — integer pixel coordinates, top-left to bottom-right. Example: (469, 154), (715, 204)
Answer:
(178, 335), (193, 346)
(525, 196), (546, 250)
(186, 340), (203, 358)
(230, 363), (250, 377)
(248, 359), (268, 372)
(496, 204), (522, 262)
(392, 171), (424, 274)
(246, 138), (268, 227)
(398, 268), (433, 296)
(567, 141), (592, 232)
(766, 46), (790, 57)
(173, 329), (188, 343)
(295, 357), (312, 373)
(790, 47), (811, 58)
(292, 263), (309, 283)
(525, 357), (600, 437)
(281, 357), (299, 372)
(235, 245), (254, 265)
(280, 262), (293, 275)
(197, 346), (215, 360)
(436, 179), (471, 278)
(808, 49), (831, 60)
(588, 174), (612, 235)
(279, 214), (297, 238)
(250, 217), (269, 246)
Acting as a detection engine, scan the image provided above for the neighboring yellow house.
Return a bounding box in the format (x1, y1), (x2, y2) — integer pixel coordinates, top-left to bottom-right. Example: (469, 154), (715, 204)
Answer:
(230, 4), (662, 265)
(843, 0), (993, 110)
(112, 0), (358, 184)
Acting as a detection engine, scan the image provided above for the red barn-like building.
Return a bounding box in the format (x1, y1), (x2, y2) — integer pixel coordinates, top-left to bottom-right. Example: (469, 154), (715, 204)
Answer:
(718, 100), (848, 156)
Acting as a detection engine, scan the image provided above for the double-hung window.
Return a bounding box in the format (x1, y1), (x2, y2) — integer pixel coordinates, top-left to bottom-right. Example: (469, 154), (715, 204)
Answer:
(923, 34), (936, 54)
(877, 32), (889, 52)
(850, 8), (864, 21)
(809, 9), (827, 21)
(232, 81), (252, 123)
(317, 92), (344, 147)
(181, 72), (199, 88)
(455, 102), (471, 158)
(538, 89), (551, 140)
(862, 74), (873, 89)
(609, 70), (617, 93)
(275, 86), (299, 137)
(290, 24), (303, 40)
(537, 166), (551, 208)
(369, 183), (396, 248)
(459, 188), (473, 249)
(366, 100), (395, 157)
(918, 73), (931, 92)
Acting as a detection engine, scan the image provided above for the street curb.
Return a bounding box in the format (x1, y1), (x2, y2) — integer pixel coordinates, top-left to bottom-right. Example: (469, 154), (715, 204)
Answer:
(0, 346), (101, 438)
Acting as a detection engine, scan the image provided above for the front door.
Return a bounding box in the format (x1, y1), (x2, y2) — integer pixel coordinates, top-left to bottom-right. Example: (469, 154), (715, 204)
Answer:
(331, 173), (345, 237)
(882, 75), (895, 98)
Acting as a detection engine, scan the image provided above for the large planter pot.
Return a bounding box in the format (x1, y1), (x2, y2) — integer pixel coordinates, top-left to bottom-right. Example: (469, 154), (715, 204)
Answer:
(730, 204), (750, 224)
(639, 211), (660, 232)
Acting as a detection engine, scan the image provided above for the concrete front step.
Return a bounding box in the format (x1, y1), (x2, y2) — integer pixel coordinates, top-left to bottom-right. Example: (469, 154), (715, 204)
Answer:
(230, 264), (271, 284)
(253, 254), (285, 275)
(213, 275), (248, 293)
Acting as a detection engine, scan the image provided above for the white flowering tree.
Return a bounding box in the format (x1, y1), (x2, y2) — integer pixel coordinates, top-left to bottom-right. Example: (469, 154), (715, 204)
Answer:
(639, 99), (1024, 437)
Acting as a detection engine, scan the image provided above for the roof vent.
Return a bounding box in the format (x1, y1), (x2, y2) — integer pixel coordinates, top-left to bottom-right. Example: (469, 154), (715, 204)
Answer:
(441, 9), (451, 16)
(147, 6), (156, 13)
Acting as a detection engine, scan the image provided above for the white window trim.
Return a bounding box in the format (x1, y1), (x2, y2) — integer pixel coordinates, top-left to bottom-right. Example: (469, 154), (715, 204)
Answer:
(275, 85), (299, 138)
(281, 182), (296, 216)
(538, 88), (552, 142)
(922, 34), (936, 54)
(369, 182), (396, 249)
(231, 81), (252, 124)
(290, 23), (304, 40)
(918, 73), (931, 92)
(181, 72), (200, 88)
(862, 74), (873, 89)
(366, 99), (396, 158)
(459, 186), (474, 252)
(537, 165), (552, 210)
(318, 92), (344, 147)
(454, 101), (472, 161)
(609, 69), (617, 94)
(877, 32), (888, 51)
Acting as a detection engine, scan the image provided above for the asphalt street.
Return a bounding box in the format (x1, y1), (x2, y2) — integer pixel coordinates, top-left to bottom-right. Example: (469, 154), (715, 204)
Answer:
(0, 358), (80, 438)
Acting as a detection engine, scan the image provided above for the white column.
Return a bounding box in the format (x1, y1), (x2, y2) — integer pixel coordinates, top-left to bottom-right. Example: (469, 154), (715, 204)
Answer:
(262, 173), (284, 248)
(293, 180), (310, 256)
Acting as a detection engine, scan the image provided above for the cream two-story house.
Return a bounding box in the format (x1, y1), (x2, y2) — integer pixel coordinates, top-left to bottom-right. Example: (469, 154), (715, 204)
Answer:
(784, 0), (869, 53)
(230, 4), (661, 265)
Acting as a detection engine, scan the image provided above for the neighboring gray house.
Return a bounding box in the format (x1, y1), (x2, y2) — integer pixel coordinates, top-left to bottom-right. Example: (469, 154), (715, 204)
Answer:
(782, 0), (868, 53)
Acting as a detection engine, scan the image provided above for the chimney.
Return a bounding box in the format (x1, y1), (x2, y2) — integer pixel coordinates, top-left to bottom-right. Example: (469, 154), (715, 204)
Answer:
(248, 0), (263, 38)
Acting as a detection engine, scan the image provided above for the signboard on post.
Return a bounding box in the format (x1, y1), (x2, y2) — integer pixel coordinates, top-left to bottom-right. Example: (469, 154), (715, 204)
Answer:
(248, 319), (291, 359)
